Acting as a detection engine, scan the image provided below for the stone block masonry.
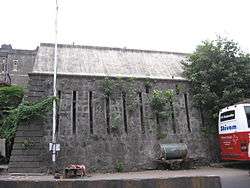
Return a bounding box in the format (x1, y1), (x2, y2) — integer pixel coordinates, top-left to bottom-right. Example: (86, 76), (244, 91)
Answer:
(9, 73), (211, 173)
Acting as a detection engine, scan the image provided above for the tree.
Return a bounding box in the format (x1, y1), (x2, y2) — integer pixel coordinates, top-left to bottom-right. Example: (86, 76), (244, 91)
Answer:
(0, 85), (24, 125)
(183, 37), (250, 128)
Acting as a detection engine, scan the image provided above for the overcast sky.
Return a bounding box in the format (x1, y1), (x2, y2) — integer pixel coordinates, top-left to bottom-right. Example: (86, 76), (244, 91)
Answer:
(0, 0), (249, 53)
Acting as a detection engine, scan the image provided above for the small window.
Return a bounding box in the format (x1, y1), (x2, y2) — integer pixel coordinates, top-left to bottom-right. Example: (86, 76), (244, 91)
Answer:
(244, 106), (250, 128)
(220, 110), (235, 122)
(1, 63), (3, 73)
(2, 58), (6, 73)
(13, 60), (18, 71)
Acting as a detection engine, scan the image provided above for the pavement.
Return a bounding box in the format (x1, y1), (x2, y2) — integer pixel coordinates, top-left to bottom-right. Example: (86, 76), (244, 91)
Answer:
(0, 167), (249, 187)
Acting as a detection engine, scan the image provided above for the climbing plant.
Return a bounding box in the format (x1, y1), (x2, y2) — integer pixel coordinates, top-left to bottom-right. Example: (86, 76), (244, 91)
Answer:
(100, 77), (114, 97)
(110, 111), (122, 131)
(100, 77), (138, 113)
(143, 78), (152, 93)
(0, 96), (55, 141)
(149, 89), (175, 119)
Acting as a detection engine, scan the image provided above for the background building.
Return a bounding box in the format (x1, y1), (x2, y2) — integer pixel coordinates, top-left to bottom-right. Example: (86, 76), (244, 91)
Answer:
(0, 44), (37, 86)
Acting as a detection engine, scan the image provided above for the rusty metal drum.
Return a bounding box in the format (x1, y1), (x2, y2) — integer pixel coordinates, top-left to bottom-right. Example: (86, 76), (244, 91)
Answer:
(155, 143), (188, 160)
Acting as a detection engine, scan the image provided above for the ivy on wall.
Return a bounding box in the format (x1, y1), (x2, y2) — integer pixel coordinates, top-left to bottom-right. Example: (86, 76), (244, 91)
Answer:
(1, 96), (55, 141)
(0, 84), (56, 163)
(100, 77), (138, 113)
(100, 77), (176, 136)
(149, 89), (175, 120)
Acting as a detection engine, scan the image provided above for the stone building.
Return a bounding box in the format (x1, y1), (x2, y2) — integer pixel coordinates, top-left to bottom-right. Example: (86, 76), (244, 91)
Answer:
(0, 44), (37, 86)
(9, 43), (210, 173)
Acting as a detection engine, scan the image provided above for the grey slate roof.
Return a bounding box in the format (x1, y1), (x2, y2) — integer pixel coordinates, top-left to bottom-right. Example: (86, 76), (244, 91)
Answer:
(32, 43), (187, 80)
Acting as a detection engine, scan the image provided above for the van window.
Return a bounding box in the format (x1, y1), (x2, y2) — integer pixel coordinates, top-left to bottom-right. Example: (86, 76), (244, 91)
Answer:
(220, 110), (235, 122)
(244, 106), (250, 128)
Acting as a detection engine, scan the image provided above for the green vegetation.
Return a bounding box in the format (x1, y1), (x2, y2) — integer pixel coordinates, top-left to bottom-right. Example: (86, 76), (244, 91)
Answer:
(0, 85), (24, 137)
(115, 161), (124, 172)
(100, 77), (138, 112)
(101, 77), (114, 97)
(0, 84), (55, 142)
(110, 111), (122, 131)
(149, 89), (175, 119)
(0, 85), (55, 162)
(1, 97), (55, 141)
(0, 85), (24, 111)
(183, 37), (250, 128)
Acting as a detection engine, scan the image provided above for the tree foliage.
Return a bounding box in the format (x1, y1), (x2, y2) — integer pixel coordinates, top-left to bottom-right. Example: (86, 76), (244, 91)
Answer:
(0, 85), (24, 111)
(183, 37), (250, 126)
(0, 85), (24, 130)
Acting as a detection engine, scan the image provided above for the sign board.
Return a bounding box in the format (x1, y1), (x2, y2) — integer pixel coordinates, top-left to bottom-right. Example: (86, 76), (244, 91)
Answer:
(49, 143), (60, 151)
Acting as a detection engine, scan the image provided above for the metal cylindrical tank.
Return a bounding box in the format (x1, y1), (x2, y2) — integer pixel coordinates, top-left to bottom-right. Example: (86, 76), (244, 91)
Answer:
(155, 143), (188, 160)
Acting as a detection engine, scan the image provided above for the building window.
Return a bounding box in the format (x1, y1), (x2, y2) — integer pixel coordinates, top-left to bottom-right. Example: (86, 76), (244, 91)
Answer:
(1, 63), (3, 73)
(13, 60), (18, 71)
(2, 58), (6, 73)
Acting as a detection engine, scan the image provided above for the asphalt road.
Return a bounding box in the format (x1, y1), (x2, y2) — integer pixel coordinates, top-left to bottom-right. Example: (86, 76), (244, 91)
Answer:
(88, 167), (250, 188)
(220, 170), (250, 188)
(0, 166), (249, 187)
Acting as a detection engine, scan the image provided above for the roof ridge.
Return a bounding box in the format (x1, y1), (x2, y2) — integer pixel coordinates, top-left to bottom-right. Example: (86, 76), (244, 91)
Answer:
(40, 43), (189, 56)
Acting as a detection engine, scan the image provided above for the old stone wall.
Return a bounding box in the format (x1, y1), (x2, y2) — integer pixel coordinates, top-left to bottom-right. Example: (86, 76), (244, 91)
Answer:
(26, 74), (210, 172)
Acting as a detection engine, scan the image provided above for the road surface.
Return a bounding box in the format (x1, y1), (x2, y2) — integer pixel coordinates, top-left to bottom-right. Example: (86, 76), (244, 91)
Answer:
(0, 167), (249, 187)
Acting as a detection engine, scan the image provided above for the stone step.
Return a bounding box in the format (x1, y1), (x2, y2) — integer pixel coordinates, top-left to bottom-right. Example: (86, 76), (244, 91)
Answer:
(15, 131), (43, 137)
(14, 137), (42, 143)
(10, 156), (41, 162)
(9, 161), (41, 168)
(8, 167), (42, 173)
(12, 142), (42, 150)
(11, 149), (41, 156)
(17, 125), (42, 131)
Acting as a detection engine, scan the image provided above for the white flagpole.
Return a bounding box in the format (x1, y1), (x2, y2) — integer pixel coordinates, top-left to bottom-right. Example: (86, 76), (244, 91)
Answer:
(52, 0), (59, 164)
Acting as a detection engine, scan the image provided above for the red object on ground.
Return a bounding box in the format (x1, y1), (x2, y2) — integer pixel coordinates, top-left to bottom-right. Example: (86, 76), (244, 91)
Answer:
(66, 164), (86, 177)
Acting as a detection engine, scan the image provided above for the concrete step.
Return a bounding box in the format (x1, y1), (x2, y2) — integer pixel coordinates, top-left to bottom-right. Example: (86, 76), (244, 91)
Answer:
(11, 149), (41, 156)
(9, 173), (46, 176)
(17, 125), (42, 131)
(8, 123), (45, 174)
(9, 161), (41, 168)
(12, 142), (42, 150)
(15, 131), (43, 137)
(14, 137), (42, 143)
(16, 131), (43, 137)
(8, 167), (42, 173)
(10, 156), (41, 162)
